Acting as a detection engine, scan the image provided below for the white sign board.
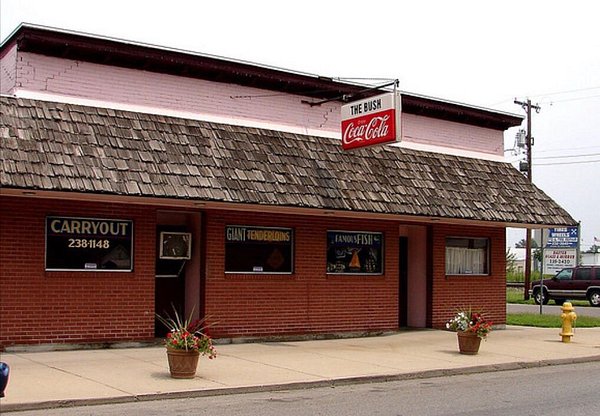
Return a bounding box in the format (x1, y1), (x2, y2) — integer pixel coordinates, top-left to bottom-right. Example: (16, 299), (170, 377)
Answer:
(543, 249), (577, 275)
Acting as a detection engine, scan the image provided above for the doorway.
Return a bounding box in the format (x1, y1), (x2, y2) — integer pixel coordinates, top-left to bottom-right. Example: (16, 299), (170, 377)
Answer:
(154, 211), (202, 337)
(399, 236), (408, 328)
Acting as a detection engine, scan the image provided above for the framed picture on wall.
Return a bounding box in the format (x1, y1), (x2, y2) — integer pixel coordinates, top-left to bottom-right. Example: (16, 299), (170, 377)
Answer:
(159, 232), (192, 260)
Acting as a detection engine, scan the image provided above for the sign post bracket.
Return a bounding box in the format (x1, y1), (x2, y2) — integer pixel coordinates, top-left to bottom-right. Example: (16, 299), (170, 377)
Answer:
(302, 80), (398, 107)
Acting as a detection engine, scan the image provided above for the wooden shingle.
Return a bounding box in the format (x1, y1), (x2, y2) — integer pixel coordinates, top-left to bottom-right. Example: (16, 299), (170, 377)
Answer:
(0, 96), (575, 226)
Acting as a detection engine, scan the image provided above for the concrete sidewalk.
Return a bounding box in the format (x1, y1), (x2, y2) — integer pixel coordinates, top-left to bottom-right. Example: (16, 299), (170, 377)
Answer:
(1, 326), (600, 412)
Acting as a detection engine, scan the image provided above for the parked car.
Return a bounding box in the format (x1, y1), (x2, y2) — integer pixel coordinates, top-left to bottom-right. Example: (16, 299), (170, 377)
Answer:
(529, 265), (600, 306)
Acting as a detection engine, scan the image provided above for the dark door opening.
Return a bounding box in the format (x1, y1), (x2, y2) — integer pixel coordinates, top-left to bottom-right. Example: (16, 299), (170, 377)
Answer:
(399, 236), (408, 328)
(154, 226), (187, 337)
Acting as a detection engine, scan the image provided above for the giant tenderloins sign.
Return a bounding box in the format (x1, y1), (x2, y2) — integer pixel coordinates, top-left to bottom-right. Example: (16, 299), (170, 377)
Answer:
(340, 92), (401, 150)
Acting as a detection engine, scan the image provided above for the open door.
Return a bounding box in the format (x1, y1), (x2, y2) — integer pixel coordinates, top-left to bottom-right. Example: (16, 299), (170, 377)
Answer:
(154, 226), (188, 337)
(154, 211), (202, 338)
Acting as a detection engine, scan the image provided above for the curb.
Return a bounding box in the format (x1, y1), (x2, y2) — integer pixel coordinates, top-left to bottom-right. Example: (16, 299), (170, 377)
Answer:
(4, 355), (600, 413)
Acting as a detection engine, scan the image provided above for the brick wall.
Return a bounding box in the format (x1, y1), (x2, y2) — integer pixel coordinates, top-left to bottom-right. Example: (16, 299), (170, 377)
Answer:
(204, 210), (400, 338)
(0, 196), (156, 348)
(430, 224), (506, 329)
(0, 195), (507, 347)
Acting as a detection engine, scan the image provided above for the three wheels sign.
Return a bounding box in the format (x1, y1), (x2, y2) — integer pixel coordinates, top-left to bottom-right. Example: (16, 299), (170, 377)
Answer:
(543, 226), (579, 275)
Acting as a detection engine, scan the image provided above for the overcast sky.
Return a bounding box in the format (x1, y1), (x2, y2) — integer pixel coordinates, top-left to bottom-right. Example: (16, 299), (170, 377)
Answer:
(1, 0), (599, 250)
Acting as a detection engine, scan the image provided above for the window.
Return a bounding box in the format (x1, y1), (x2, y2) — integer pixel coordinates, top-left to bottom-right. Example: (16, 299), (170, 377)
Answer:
(225, 226), (293, 274)
(327, 231), (383, 275)
(159, 232), (192, 260)
(575, 268), (592, 280)
(555, 268), (573, 280)
(45, 216), (133, 272)
(445, 237), (489, 275)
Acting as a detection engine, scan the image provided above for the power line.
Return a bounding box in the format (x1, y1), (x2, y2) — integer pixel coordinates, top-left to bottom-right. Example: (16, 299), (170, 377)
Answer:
(534, 159), (600, 166)
(533, 85), (600, 99)
(536, 145), (600, 154)
(535, 152), (600, 160)
(488, 86), (600, 107)
(546, 94), (600, 104)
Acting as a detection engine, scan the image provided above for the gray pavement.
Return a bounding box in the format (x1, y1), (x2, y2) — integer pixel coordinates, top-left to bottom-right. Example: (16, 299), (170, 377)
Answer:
(1, 326), (600, 412)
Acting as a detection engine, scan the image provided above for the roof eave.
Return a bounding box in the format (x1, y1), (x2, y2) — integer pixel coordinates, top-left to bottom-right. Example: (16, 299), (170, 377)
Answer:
(0, 187), (576, 229)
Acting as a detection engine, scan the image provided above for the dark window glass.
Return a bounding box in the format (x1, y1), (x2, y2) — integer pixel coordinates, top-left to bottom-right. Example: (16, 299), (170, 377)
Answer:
(46, 216), (133, 271)
(225, 226), (293, 273)
(326, 231), (383, 275)
(576, 268), (592, 280)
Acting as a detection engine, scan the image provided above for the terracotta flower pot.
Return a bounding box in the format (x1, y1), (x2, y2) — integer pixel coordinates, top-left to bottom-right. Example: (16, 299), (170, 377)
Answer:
(166, 347), (200, 378)
(457, 331), (482, 355)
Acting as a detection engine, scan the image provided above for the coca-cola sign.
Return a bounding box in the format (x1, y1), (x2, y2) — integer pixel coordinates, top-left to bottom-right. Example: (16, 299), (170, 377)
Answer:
(340, 92), (400, 150)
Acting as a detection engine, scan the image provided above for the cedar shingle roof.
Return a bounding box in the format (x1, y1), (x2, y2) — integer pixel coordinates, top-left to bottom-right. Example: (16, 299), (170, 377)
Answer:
(0, 96), (575, 226)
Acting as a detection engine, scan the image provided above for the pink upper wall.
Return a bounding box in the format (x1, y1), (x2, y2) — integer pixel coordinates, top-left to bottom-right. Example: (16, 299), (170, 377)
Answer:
(0, 44), (17, 94)
(2, 51), (504, 156)
(402, 113), (503, 155)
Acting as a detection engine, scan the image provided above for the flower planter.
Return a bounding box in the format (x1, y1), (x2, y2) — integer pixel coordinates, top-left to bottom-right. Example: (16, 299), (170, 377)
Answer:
(166, 347), (200, 378)
(457, 331), (482, 355)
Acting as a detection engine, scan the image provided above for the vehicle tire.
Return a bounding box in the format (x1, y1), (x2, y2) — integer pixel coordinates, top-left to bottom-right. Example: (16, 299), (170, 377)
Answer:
(554, 298), (566, 306)
(533, 288), (549, 305)
(588, 290), (600, 307)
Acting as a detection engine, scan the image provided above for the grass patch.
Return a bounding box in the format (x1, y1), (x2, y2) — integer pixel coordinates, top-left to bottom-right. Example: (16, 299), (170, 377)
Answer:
(507, 271), (543, 283)
(506, 288), (588, 307)
(506, 287), (532, 304)
(507, 313), (600, 328)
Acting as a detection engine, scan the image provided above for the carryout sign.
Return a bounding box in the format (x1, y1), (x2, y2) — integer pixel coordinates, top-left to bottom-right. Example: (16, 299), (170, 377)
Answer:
(46, 216), (133, 271)
(340, 92), (401, 150)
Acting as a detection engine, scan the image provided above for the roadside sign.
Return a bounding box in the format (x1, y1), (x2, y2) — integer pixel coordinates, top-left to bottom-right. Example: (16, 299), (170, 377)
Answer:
(543, 248), (577, 275)
(545, 227), (578, 249)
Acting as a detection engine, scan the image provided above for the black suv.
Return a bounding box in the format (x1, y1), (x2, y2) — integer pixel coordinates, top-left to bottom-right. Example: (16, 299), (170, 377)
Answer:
(530, 265), (600, 306)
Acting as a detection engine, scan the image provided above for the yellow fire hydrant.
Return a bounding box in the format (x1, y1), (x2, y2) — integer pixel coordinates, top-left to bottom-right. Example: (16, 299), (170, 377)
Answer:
(560, 302), (577, 343)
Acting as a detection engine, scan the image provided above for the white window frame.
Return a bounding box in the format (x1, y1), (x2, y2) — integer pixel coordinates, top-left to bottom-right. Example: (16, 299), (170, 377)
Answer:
(445, 237), (490, 276)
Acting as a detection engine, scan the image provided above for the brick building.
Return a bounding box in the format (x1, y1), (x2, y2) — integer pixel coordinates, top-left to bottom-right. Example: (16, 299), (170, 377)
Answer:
(0, 24), (575, 349)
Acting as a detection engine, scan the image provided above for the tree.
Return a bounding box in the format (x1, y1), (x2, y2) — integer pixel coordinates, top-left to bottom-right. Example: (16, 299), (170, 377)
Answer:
(585, 244), (600, 254)
(506, 249), (517, 274)
(515, 238), (538, 248)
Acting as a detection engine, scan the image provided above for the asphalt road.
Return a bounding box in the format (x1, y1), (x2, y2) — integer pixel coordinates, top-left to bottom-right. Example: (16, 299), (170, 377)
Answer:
(507, 303), (600, 317)
(7, 362), (600, 416)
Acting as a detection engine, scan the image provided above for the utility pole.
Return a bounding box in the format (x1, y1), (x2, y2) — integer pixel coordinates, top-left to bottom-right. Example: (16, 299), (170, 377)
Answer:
(514, 98), (541, 300)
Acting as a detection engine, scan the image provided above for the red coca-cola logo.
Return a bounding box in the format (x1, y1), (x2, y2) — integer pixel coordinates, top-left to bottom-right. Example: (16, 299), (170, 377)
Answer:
(341, 109), (396, 150)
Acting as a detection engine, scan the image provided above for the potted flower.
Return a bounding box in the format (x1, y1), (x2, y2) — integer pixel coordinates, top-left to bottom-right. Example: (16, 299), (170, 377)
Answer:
(446, 307), (492, 355)
(156, 306), (216, 378)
